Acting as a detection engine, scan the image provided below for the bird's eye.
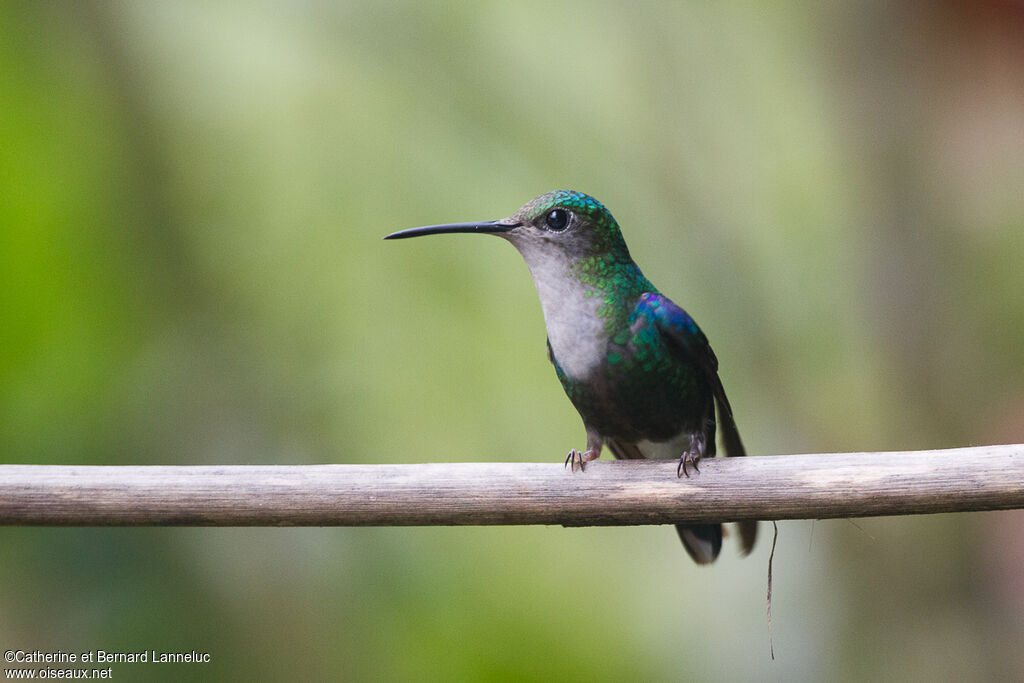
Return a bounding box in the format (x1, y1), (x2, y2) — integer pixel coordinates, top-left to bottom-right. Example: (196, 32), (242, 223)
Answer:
(545, 209), (569, 231)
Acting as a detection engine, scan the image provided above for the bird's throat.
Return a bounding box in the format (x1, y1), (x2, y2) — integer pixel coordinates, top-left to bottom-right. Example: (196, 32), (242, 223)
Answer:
(518, 247), (608, 380)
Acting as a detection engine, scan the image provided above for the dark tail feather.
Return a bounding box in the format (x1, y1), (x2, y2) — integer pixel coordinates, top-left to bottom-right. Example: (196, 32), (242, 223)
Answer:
(676, 524), (722, 564)
(713, 377), (758, 555)
(712, 375), (745, 459)
(736, 520), (758, 556)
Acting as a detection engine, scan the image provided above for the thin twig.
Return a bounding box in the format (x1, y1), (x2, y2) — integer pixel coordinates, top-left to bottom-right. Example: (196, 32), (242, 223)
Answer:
(767, 521), (779, 660)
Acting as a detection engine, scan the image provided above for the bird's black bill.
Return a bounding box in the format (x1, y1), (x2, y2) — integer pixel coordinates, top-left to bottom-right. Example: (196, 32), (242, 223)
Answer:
(383, 220), (519, 240)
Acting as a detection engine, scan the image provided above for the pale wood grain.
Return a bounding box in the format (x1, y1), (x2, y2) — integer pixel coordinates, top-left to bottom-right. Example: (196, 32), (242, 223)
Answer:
(1, 444), (1021, 526)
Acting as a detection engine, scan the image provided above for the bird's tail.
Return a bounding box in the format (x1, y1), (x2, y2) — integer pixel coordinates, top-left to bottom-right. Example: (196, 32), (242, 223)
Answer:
(713, 377), (758, 556)
(676, 523), (723, 564)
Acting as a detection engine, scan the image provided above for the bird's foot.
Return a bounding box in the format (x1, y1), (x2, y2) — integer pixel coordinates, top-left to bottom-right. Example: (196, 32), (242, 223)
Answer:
(565, 448), (600, 473)
(677, 452), (701, 478)
(675, 436), (708, 479)
(675, 446), (700, 479)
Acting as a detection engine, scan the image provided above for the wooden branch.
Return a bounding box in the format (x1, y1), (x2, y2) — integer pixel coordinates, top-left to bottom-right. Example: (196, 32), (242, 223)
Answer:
(1, 445), (1021, 526)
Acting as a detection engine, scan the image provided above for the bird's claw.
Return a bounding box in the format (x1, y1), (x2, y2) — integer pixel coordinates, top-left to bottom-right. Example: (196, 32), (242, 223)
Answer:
(565, 449), (585, 472)
(565, 448), (597, 473)
(677, 451), (701, 478)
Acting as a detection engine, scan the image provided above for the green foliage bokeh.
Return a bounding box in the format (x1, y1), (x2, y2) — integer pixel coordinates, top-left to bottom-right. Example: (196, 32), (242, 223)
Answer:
(2, 2), (1023, 681)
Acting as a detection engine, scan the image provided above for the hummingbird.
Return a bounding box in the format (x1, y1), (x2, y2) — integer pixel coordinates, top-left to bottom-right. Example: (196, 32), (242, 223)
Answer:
(385, 190), (757, 564)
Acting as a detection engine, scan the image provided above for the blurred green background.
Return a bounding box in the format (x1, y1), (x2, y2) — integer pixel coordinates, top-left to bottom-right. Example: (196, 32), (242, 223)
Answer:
(2, 1), (1023, 680)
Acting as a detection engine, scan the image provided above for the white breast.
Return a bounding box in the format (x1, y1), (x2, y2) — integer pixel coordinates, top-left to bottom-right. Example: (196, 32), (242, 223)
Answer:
(635, 434), (691, 459)
(517, 244), (606, 380)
